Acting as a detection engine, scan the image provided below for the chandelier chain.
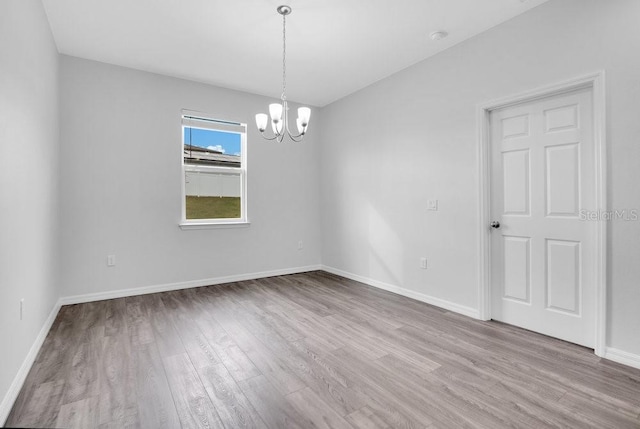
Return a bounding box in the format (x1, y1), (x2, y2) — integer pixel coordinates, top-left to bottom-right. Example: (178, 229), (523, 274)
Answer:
(282, 12), (287, 100)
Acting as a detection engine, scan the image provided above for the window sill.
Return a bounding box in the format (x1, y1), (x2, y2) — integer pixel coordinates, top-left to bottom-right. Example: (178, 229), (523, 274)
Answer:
(179, 220), (251, 230)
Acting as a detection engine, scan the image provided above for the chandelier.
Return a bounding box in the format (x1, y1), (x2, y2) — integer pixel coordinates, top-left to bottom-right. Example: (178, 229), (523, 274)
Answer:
(255, 5), (311, 142)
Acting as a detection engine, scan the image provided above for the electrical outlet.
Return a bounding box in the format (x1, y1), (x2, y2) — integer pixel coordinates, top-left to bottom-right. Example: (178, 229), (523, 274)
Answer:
(297, 240), (303, 250)
(427, 200), (438, 211)
(20, 299), (24, 320)
(107, 255), (116, 267)
(420, 257), (428, 269)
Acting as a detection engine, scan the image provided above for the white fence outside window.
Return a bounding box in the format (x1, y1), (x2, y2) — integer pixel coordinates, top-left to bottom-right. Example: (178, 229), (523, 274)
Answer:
(185, 167), (241, 197)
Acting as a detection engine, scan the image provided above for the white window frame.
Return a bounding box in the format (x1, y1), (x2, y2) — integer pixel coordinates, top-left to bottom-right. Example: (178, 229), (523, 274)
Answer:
(179, 110), (249, 230)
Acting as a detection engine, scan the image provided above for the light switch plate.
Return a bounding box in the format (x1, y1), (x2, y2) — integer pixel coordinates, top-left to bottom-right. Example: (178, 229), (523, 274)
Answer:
(427, 200), (438, 211)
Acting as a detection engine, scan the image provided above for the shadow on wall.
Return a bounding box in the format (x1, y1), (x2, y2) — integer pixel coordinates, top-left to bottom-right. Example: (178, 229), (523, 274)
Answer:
(368, 203), (404, 287)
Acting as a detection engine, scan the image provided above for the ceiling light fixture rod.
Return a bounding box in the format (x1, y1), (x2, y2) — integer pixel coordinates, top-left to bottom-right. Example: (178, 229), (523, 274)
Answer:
(255, 5), (310, 143)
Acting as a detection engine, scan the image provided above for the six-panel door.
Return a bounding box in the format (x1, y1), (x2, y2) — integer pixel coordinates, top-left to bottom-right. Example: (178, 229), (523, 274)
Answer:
(490, 88), (596, 348)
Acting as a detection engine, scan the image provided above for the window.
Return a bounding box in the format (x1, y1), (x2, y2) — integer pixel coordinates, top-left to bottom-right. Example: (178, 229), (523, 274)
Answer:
(180, 111), (247, 228)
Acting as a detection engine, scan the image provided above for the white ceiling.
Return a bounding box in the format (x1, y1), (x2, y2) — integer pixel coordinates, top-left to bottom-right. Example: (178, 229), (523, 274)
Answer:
(42, 0), (549, 107)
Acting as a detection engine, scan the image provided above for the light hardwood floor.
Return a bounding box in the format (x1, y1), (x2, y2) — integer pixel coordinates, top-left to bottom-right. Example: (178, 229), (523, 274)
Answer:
(6, 271), (640, 428)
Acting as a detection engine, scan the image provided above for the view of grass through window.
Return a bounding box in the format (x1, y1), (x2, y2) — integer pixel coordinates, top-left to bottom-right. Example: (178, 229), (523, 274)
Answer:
(183, 116), (244, 221)
(186, 196), (240, 219)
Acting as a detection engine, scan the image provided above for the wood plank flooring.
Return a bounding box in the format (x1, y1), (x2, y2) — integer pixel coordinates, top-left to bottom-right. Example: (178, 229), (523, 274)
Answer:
(6, 271), (640, 428)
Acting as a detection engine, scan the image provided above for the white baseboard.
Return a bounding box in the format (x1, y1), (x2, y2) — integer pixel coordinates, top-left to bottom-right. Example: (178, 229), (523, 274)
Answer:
(59, 265), (323, 305)
(4, 264), (638, 426)
(0, 264), (321, 426)
(0, 301), (61, 426)
(321, 265), (480, 319)
(602, 347), (640, 370)
(321, 266), (640, 371)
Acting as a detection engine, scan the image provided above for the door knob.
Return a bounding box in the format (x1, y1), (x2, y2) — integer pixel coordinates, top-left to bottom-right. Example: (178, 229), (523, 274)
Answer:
(490, 221), (501, 229)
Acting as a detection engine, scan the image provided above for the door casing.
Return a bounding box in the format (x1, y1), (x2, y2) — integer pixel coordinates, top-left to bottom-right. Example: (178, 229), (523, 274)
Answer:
(476, 72), (607, 356)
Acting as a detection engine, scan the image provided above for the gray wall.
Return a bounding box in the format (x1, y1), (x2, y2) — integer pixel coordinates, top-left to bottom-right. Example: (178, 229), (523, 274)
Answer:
(58, 56), (322, 298)
(320, 0), (640, 355)
(0, 0), (60, 418)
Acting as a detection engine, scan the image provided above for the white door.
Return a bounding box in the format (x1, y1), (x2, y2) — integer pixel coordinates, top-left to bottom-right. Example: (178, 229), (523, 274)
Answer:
(490, 88), (596, 348)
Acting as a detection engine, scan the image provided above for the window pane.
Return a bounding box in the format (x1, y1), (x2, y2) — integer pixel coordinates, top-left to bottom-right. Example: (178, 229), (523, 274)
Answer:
(185, 169), (241, 219)
(183, 127), (242, 167)
(181, 113), (246, 224)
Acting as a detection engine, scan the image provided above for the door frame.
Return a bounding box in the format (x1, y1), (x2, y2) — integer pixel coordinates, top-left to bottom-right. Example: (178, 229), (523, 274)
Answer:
(476, 72), (607, 356)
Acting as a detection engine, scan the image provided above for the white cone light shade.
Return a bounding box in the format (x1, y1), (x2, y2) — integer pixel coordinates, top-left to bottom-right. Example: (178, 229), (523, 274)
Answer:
(298, 107), (311, 126)
(296, 117), (304, 134)
(269, 103), (283, 122)
(255, 113), (268, 131)
(272, 119), (283, 135)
